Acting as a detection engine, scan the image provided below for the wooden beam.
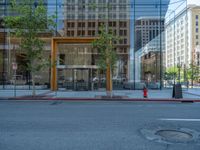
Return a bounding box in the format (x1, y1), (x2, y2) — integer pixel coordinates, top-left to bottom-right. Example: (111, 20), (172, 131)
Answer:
(51, 39), (57, 91)
(50, 37), (97, 91)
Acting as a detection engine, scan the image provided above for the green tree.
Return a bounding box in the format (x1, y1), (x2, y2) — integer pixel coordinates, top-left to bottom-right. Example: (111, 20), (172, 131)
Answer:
(164, 66), (186, 85)
(4, 0), (55, 96)
(186, 64), (200, 86)
(92, 25), (119, 95)
(164, 66), (178, 80)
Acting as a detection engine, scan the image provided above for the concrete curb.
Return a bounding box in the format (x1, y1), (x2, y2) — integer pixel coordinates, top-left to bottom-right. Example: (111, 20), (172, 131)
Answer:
(183, 92), (200, 97)
(1, 96), (200, 103)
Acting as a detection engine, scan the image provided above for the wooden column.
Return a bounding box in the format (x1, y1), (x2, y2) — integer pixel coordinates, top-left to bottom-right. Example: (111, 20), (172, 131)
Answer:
(50, 37), (97, 91)
(51, 39), (57, 91)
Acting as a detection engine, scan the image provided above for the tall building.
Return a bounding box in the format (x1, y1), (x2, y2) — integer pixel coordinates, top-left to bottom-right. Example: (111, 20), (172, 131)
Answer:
(165, 0), (200, 69)
(135, 17), (165, 51)
(0, 0), (171, 90)
(55, 0), (130, 89)
(135, 31), (165, 84)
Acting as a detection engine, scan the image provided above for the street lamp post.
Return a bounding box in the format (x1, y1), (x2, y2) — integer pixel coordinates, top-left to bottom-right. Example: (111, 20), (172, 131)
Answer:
(166, 9), (176, 97)
(177, 58), (182, 84)
(168, 10), (176, 89)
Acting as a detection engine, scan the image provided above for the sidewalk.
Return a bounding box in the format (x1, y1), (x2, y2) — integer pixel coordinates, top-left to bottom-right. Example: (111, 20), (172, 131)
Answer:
(0, 88), (200, 101)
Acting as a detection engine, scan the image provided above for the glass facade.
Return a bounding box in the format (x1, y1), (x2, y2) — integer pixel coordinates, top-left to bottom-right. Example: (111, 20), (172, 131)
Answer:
(0, 0), (200, 90)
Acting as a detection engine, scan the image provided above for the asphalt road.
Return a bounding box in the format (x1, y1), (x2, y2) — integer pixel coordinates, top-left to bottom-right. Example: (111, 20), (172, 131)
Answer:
(0, 100), (200, 150)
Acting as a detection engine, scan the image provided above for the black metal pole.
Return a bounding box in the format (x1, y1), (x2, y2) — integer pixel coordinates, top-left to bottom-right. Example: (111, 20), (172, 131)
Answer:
(173, 11), (176, 86)
(191, 63), (194, 88)
(2, 0), (7, 89)
(159, 0), (162, 90)
(178, 63), (181, 84)
(56, 0), (58, 36)
(133, 0), (136, 90)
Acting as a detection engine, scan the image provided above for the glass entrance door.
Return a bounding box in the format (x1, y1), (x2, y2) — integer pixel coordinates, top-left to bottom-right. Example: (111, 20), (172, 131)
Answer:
(58, 68), (93, 91)
(74, 69), (90, 91)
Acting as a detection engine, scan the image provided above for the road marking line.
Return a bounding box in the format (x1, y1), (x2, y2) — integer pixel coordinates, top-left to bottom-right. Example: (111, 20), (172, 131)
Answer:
(159, 118), (200, 122)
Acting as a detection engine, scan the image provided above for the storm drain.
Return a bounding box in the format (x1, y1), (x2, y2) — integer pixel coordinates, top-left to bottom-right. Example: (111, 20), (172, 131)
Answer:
(155, 130), (193, 143)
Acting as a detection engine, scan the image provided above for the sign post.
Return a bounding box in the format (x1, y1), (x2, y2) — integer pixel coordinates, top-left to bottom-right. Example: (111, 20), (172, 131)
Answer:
(12, 63), (17, 97)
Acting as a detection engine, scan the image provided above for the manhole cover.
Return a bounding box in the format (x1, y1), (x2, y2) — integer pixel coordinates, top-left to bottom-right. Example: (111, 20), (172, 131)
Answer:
(155, 130), (193, 142)
(141, 127), (200, 144)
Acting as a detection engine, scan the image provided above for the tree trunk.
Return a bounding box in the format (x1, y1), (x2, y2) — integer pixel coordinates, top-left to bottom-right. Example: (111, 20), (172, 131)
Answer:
(31, 72), (36, 96)
(106, 63), (112, 97)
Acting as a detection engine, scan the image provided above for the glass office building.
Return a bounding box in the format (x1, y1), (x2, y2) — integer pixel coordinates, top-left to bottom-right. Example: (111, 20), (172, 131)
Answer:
(1, 0), (199, 90)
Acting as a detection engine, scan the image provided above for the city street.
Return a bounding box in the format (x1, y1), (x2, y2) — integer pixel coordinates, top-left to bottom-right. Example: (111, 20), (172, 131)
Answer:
(0, 100), (200, 150)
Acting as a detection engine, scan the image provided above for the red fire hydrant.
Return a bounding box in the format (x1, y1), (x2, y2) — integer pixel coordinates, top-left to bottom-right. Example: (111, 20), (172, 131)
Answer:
(143, 87), (148, 98)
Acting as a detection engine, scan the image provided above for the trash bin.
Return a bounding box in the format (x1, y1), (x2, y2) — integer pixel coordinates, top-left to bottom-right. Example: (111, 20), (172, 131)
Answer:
(172, 83), (183, 99)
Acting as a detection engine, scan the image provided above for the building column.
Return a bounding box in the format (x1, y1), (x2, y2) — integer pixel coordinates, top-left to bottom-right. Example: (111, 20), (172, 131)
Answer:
(51, 39), (57, 91)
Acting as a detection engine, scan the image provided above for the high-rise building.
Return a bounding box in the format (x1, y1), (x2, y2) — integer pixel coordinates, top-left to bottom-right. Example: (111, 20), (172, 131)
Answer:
(135, 17), (165, 51)
(135, 31), (165, 83)
(0, 0), (171, 90)
(165, 0), (200, 69)
(57, 0), (130, 88)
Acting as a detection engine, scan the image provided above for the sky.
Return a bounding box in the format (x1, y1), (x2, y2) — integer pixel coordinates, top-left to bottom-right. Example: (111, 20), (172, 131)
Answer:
(165, 0), (200, 23)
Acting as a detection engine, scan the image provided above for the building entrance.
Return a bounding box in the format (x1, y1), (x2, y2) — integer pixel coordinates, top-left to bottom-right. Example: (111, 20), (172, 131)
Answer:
(57, 65), (98, 91)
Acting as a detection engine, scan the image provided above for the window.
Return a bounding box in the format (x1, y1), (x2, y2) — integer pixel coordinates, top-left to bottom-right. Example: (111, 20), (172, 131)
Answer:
(124, 38), (127, 44)
(78, 22), (85, 28)
(196, 15), (199, 20)
(78, 30), (85, 36)
(119, 30), (127, 36)
(109, 22), (116, 27)
(110, 5), (116, 11)
(119, 13), (127, 19)
(67, 22), (75, 28)
(110, 0), (117, 3)
(88, 30), (95, 36)
(88, 14), (96, 19)
(78, 14), (85, 19)
(119, 21), (127, 28)
(109, 13), (117, 19)
(98, 14), (106, 19)
(196, 28), (199, 33)
(98, 22), (105, 27)
(119, 5), (126, 11)
(67, 31), (74, 36)
(196, 35), (199, 39)
(59, 54), (65, 65)
(88, 22), (95, 28)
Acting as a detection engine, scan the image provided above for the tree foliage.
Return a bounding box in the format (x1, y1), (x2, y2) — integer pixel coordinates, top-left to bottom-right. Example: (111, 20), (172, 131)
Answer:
(186, 64), (200, 82)
(164, 66), (179, 80)
(3, 0), (55, 95)
(92, 25), (119, 72)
